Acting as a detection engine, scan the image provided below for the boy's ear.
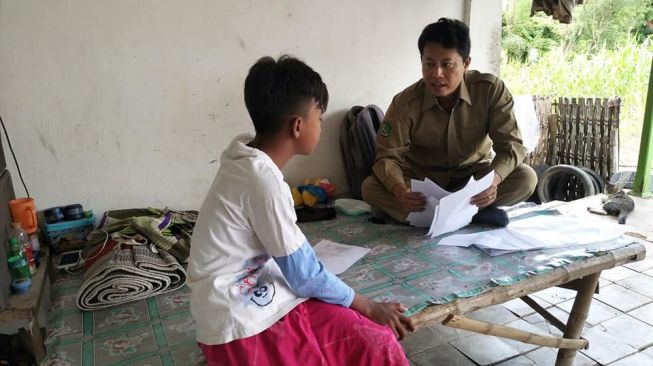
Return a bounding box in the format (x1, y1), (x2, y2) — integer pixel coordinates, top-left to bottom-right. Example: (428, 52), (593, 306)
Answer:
(290, 115), (303, 139)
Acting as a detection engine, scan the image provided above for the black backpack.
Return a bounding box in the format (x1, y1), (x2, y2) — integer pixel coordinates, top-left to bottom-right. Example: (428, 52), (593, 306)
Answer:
(339, 105), (384, 199)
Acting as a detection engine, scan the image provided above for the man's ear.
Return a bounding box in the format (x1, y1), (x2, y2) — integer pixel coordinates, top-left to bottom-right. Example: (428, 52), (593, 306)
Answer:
(290, 115), (303, 139)
(463, 57), (471, 71)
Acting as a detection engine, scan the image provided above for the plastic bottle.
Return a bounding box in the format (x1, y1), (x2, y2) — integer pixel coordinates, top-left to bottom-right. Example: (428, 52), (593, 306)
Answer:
(28, 233), (40, 267)
(10, 223), (36, 275)
(6, 237), (30, 280)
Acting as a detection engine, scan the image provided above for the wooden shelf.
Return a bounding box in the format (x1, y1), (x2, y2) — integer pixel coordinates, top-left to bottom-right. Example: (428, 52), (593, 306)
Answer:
(0, 246), (50, 363)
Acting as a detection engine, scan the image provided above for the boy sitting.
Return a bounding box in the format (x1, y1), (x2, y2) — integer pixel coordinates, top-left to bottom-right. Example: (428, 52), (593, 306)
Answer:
(188, 55), (414, 365)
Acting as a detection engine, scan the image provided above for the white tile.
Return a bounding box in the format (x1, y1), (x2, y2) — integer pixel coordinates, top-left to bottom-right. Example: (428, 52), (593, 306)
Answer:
(500, 319), (543, 354)
(450, 333), (522, 366)
(601, 265), (640, 282)
(628, 302), (653, 327)
(599, 314), (653, 349)
(643, 345), (653, 359)
(401, 324), (458, 355)
(495, 355), (536, 365)
(522, 307), (571, 335)
(578, 326), (637, 364)
(557, 298), (622, 326)
(608, 352), (653, 366)
(524, 347), (597, 366)
(502, 297), (552, 317)
(644, 268), (653, 277)
(467, 304), (521, 325)
(595, 284), (652, 312)
(624, 255), (653, 272)
(616, 273), (653, 297)
(410, 343), (476, 366)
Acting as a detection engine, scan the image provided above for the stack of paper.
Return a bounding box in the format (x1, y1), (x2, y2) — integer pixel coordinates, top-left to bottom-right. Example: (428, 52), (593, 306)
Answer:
(438, 214), (629, 256)
(407, 172), (495, 238)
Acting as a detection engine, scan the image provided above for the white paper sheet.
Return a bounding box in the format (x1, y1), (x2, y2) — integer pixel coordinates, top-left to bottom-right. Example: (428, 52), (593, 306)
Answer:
(313, 239), (370, 275)
(408, 196), (439, 227)
(409, 172), (494, 237)
(438, 214), (630, 256)
(513, 95), (540, 153)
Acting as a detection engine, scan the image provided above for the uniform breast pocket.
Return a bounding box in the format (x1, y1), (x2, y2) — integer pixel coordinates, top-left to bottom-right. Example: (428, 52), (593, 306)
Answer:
(461, 123), (487, 142)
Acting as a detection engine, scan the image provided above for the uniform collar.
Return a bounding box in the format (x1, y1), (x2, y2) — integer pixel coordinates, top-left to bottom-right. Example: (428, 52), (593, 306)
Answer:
(420, 75), (472, 111)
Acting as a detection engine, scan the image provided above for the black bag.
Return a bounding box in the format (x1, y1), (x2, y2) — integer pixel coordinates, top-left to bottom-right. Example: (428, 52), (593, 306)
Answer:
(339, 105), (384, 199)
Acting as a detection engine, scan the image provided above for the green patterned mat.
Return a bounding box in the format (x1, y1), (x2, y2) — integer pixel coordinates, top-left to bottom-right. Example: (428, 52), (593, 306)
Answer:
(300, 209), (638, 316)
(41, 209), (637, 365)
(42, 275), (202, 366)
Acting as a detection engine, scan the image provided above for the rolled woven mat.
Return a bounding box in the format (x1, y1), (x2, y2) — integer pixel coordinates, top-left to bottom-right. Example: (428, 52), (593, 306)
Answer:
(76, 235), (186, 311)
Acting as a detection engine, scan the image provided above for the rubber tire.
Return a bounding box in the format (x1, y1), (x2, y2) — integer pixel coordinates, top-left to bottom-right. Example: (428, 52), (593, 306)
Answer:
(579, 166), (605, 194)
(537, 164), (597, 203)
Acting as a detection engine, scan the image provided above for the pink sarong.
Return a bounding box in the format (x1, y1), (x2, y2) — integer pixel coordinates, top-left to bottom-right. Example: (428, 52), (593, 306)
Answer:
(199, 299), (409, 366)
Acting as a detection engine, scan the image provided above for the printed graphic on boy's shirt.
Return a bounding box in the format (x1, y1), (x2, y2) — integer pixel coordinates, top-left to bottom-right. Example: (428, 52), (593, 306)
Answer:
(235, 254), (270, 295)
(250, 283), (275, 306)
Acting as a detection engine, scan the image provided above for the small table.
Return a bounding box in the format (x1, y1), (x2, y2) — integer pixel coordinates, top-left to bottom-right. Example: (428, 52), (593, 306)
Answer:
(0, 246), (51, 364)
(411, 240), (644, 365)
(300, 210), (646, 366)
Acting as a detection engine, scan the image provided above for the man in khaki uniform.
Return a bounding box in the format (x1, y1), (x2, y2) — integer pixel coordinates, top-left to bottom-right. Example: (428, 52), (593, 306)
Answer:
(362, 18), (537, 225)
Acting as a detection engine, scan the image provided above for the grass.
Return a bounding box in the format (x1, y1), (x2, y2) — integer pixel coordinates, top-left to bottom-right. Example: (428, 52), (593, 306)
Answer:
(501, 39), (653, 167)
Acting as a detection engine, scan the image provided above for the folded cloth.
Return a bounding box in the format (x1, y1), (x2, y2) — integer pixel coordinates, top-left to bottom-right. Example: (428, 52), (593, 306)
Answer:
(86, 208), (197, 262)
(76, 235), (186, 311)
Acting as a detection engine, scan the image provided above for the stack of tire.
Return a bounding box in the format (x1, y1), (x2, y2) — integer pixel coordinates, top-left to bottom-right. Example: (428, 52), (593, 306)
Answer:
(536, 164), (605, 203)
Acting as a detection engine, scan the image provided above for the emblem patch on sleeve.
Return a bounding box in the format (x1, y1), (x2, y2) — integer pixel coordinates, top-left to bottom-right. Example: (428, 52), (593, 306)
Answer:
(379, 121), (392, 137)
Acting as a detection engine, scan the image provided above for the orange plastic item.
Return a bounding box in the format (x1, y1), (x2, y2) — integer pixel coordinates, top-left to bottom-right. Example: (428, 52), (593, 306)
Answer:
(9, 198), (38, 234)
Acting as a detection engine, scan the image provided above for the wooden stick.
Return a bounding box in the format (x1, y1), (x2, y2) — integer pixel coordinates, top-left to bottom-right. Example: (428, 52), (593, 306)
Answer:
(520, 295), (567, 333)
(442, 314), (587, 350)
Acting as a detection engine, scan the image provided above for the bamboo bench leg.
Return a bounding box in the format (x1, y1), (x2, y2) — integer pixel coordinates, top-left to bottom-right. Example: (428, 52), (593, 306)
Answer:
(555, 272), (601, 366)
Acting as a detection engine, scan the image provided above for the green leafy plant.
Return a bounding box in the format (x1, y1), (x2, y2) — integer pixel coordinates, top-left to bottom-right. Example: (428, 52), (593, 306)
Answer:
(502, 0), (653, 167)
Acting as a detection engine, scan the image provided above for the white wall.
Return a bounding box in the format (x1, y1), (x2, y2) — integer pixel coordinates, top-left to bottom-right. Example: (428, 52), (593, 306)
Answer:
(468, 0), (503, 74)
(0, 1), (500, 215)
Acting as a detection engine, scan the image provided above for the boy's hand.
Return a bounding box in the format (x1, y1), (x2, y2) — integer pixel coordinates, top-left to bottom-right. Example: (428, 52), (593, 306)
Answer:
(351, 294), (415, 340)
(392, 185), (426, 213)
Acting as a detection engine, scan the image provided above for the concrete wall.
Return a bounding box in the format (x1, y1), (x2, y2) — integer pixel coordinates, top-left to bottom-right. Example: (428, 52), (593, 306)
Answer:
(0, 0), (501, 215)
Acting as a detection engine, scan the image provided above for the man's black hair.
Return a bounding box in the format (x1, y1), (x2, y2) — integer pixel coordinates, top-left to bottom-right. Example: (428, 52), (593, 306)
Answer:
(244, 55), (329, 136)
(418, 18), (471, 59)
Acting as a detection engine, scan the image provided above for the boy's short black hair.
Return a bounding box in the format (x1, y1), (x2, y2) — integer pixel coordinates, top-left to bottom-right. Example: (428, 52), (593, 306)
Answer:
(418, 18), (471, 59)
(244, 55), (329, 136)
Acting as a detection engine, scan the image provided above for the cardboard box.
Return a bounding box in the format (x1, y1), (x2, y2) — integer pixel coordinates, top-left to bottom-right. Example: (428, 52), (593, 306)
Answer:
(0, 169), (16, 309)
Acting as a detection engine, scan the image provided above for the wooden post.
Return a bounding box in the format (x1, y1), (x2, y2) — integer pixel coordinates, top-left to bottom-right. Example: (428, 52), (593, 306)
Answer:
(631, 58), (653, 198)
(555, 272), (601, 366)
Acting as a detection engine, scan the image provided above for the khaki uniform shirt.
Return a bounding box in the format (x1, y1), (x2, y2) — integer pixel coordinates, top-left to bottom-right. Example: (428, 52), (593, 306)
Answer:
(373, 70), (527, 193)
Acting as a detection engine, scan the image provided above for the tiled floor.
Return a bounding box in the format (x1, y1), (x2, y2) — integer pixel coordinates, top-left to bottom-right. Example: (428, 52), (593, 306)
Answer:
(401, 196), (653, 365)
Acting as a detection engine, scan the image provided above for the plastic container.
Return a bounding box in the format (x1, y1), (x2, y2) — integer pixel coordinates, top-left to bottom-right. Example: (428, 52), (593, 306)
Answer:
(9, 198), (38, 234)
(7, 237), (22, 258)
(10, 223), (35, 275)
(44, 207), (65, 224)
(45, 211), (95, 252)
(7, 247), (31, 281)
(11, 277), (31, 294)
(64, 204), (84, 220)
(28, 233), (41, 267)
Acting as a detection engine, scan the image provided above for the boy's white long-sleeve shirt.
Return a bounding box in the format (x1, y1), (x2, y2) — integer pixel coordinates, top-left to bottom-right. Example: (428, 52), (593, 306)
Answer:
(188, 134), (353, 345)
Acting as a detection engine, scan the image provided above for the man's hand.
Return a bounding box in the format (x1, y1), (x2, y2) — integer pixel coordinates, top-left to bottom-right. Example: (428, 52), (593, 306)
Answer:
(392, 184), (427, 212)
(471, 174), (502, 208)
(350, 294), (415, 340)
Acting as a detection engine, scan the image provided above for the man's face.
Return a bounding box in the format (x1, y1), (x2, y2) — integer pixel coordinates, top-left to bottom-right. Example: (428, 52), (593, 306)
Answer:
(421, 42), (470, 99)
